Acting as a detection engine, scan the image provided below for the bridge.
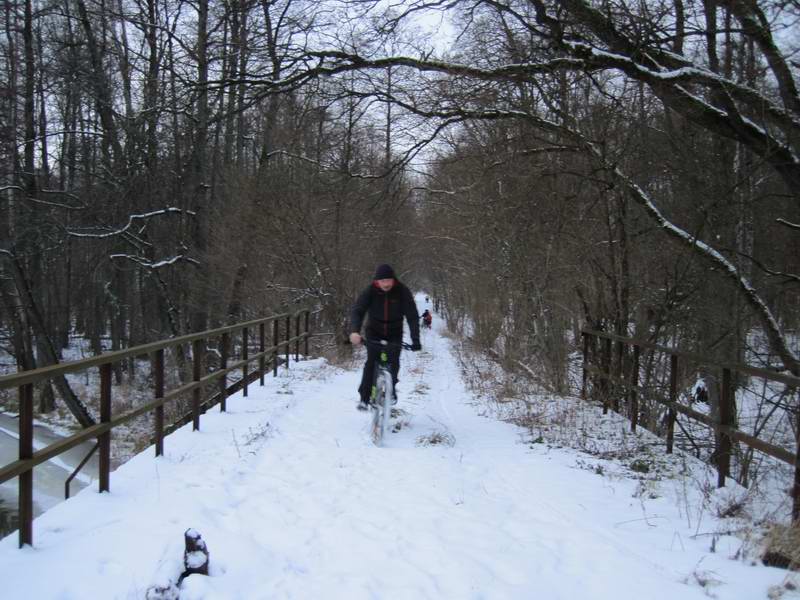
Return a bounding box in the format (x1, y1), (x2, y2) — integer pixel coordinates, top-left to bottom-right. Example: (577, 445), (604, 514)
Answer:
(0, 307), (795, 599)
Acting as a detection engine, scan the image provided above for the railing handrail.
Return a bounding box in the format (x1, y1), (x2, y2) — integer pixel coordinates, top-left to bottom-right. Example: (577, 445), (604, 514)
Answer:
(580, 327), (800, 522)
(0, 311), (299, 390)
(0, 340), (301, 485)
(581, 328), (800, 387)
(581, 363), (797, 465)
(3, 308), (313, 548)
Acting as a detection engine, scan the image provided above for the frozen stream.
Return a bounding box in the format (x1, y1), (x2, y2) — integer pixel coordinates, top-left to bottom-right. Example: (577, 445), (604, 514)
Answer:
(0, 413), (98, 537)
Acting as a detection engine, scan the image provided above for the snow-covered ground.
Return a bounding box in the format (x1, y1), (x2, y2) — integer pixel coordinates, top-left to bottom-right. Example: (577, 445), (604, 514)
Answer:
(0, 303), (793, 599)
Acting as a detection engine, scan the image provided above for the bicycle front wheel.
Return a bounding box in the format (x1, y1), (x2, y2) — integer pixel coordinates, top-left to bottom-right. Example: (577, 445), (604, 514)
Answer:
(371, 373), (385, 446)
(379, 370), (393, 445)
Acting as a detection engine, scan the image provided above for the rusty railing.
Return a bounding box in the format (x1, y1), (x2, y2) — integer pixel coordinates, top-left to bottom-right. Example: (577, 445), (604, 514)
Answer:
(0, 309), (312, 548)
(581, 328), (800, 521)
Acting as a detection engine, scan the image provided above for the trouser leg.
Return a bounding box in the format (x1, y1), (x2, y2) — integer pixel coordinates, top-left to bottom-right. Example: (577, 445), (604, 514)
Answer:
(358, 344), (380, 401)
(388, 345), (401, 387)
(358, 341), (401, 400)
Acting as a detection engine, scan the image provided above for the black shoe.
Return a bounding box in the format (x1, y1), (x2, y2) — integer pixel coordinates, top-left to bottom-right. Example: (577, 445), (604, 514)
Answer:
(357, 399), (368, 411)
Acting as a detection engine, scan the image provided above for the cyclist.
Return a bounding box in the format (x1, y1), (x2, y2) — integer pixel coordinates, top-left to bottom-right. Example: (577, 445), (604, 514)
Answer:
(349, 263), (421, 411)
(421, 309), (432, 329)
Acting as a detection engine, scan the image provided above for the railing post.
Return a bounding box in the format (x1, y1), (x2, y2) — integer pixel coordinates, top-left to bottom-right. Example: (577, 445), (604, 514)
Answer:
(667, 354), (677, 454)
(295, 312), (300, 362)
(99, 363), (112, 492)
(259, 323), (266, 385)
(793, 401), (800, 522)
(242, 327), (249, 397)
(154, 349), (164, 457)
(629, 344), (640, 432)
(581, 332), (589, 400)
(193, 339), (205, 430)
(220, 332), (229, 411)
(285, 315), (290, 370)
(273, 318), (279, 377)
(718, 367), (734, 487)
(602, 337), (611, 414)
(18, 383), (33, 548)
(304, 310), (310, 358)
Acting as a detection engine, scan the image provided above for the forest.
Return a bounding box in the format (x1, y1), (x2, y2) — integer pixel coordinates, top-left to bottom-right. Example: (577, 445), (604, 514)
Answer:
(1, 0), (798, 452)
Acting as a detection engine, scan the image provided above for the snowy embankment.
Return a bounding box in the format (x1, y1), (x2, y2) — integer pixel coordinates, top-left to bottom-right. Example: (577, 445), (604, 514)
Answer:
(0, 304), (790, 599)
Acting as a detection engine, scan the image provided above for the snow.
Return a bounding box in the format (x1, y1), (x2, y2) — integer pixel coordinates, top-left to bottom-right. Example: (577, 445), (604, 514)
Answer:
(186, 551), (208, 570)
(0, 299), (791, 599)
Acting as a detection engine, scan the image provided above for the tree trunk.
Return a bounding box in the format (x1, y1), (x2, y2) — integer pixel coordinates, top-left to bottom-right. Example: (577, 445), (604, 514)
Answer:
(189, 0), (210, 334)
(143, 0), (160, 169)
(5, 253), (96, 427)
(75, 0), (123, 166)
(0, 277), (36, 372)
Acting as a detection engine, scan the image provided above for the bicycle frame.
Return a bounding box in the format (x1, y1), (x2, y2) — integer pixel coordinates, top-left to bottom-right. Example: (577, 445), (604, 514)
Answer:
(363, 339), (410, 446)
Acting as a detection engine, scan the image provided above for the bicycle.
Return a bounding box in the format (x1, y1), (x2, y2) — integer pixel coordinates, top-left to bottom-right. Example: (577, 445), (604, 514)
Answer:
(362, 339), (412, 446)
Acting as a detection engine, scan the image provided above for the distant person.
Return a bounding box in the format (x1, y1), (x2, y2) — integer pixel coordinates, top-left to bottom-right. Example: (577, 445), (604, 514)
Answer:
(421, 309), (432, 329)
(349, 264), (421, 410)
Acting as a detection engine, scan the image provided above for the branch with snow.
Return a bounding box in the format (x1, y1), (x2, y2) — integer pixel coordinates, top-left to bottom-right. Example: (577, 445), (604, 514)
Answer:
(776, 218), (800, 231)
(398, 100), (800, 374)
(319, 93), (795, 362)
(1, 185), (87, 210)
(598, 155), (800, 374)
(110, 254), (200, 269)
(67, 208), (195, 239)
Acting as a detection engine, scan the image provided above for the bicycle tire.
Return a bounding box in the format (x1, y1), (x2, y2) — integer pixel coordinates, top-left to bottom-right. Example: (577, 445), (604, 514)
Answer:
(371, 372), (385, 445)
(379, 370), (393, 445)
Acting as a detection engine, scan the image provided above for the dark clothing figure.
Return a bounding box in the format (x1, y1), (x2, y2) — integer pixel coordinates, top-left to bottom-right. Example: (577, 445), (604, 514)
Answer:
(351, 276), (420, 341)
(421, 309), (432, 328)
(350, 264), (420, 404)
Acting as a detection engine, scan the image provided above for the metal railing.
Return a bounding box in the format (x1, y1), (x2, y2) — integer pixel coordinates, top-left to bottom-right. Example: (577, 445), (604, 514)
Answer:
(0, 309), (312, 547)
(581, 328), (800, 521)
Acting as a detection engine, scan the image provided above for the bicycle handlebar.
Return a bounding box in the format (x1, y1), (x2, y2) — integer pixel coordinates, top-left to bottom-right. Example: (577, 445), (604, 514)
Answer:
(360, 338), (414, 351)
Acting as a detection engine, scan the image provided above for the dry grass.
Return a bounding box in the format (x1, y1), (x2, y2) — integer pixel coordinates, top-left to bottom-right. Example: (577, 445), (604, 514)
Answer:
(416, 430), (456, 447)
(317, 342), (361, 370)
(763, 522), (800, 570)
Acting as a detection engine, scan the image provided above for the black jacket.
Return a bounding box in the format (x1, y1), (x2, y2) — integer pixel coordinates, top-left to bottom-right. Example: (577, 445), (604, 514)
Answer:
(350, 281), (420, 343)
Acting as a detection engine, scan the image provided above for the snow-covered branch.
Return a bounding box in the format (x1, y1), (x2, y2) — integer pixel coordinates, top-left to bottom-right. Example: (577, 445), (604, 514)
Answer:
(1, 185), (87, 210)
(67, 208), (195, 239)
(596, 152), (800, 374)
(110, 254), (200, 269)
(776, 218), (800, 231)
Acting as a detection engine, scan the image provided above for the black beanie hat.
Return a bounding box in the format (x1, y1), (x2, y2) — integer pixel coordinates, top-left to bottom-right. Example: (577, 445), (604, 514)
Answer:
(374, 263), (396, 279)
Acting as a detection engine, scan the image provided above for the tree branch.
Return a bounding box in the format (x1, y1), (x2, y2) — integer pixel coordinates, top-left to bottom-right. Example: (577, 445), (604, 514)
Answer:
(66, 208), (195, 239)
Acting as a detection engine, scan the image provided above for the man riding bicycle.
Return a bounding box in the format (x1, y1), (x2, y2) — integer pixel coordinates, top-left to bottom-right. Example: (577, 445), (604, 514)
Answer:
(349, 264), (421, 411)
(421, 309), (432, 329)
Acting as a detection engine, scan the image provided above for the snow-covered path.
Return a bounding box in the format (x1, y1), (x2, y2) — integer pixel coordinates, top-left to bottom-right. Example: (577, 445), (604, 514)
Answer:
(0, 308), (786, 599)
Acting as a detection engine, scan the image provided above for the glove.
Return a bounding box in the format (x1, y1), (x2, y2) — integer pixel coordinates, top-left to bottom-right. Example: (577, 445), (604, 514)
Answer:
(411, 341), (422, 351)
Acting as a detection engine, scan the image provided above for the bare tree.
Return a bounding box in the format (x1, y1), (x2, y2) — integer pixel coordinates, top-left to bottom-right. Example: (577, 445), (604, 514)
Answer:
(247, 0), (800, 376)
